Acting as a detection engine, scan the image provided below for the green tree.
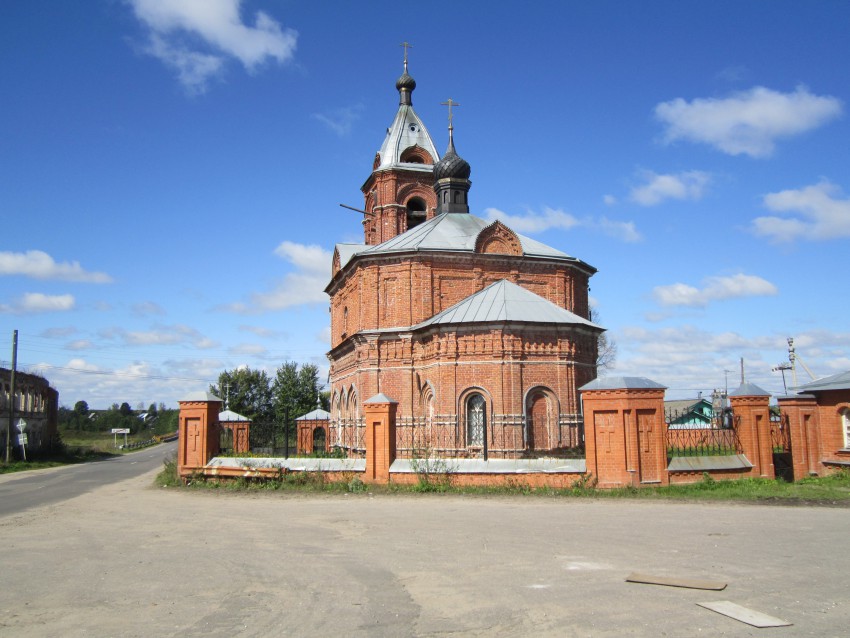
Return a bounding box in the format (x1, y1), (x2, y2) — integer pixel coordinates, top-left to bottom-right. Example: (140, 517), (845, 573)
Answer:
(272, 361), (323, 423)
(210, 368), (274, 422)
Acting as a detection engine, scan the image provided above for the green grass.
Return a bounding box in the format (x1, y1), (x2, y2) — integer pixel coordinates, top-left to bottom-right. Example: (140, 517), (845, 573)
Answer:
(0, 445), (112, 474)
(59, 429), (157, 455)
(155, 464), (850, 504)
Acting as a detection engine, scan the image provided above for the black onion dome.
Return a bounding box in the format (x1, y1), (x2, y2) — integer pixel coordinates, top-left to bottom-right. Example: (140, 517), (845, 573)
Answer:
(396, 72), (416, 93)
(433, 139), (471, 180)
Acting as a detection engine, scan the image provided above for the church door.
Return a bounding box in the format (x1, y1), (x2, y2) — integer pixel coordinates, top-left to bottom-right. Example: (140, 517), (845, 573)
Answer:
(526, 391), (551, 451)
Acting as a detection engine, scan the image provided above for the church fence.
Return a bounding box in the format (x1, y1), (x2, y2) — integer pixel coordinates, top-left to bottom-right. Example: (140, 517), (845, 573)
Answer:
(327, 418), (366, 458)
(393, 413), (584, 460)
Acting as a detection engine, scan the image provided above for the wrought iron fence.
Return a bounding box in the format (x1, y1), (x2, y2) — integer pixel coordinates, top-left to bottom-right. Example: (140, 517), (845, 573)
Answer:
(771, 413), (791, 453)
(327, 418), (366, 458)
(394, 413), (584, 461)
(666, 427), (742, 457)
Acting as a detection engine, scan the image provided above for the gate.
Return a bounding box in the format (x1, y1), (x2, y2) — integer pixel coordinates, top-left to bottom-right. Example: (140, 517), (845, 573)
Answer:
(771, 413), (793, 482)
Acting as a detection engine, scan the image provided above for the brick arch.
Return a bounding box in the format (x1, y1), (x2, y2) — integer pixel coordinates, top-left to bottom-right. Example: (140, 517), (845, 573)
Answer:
(524, 386), (559, 451)
(397, 183), (435, 207)
(475, 221), (523, 256)
(400, 145), (433, 165)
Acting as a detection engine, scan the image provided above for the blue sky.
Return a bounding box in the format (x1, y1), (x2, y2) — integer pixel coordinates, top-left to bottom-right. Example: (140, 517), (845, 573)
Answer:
(2, 0), (849, 408)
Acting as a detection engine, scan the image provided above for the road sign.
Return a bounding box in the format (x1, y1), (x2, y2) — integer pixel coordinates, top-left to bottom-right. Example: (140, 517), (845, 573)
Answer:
(111, 428), (130, 434)
(17, 434), (27, 446)
(16, 418), (27, 432)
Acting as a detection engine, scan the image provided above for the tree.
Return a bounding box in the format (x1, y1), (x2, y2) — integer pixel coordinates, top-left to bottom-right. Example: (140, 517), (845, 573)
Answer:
(119, 402), (133, 417)
(590, 309), (617, 373)
(272, 362), (323, 423)
(73, 400), (89, 416)
(210, 367), (274, 423)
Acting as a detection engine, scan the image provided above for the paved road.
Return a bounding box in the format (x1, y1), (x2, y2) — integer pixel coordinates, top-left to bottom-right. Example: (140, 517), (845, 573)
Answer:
(0, 441), (176, 516)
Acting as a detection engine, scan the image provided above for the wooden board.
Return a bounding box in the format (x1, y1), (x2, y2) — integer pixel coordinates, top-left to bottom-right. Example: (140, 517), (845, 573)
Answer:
(625, 572), (727, 591)
(698, 601), (792, 628)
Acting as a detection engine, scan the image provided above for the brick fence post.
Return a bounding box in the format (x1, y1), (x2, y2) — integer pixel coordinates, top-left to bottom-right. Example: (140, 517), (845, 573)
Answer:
(177, 391), (222, 478)
(580, 377), (668, 488)
(363, 393), (398, 484)
(777, 394), (821, 479)
(729, 382), (773, 478)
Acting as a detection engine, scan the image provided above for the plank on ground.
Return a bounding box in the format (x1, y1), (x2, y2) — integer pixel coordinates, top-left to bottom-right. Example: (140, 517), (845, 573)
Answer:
(625, 572), (727, 591)
(697, 601), (791, 628)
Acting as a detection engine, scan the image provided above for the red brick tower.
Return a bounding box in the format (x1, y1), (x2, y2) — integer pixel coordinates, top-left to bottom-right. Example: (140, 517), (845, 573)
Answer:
(360, 50), (440, 245)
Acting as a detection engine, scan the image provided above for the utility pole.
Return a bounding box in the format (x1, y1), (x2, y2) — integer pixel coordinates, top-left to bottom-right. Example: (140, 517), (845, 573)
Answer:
(6, 330), (18, 464)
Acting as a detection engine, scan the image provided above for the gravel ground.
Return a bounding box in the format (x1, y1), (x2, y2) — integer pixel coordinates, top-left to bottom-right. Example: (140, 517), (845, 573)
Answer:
(1, 466), (848, 637)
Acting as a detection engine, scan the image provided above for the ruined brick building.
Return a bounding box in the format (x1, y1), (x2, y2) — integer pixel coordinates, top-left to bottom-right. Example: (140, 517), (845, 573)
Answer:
(325, 57), (603, 458)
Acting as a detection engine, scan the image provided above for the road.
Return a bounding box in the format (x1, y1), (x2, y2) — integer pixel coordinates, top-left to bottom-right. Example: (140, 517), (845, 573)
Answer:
(1, 450), (849, 636)
(0, 441), (176, 516)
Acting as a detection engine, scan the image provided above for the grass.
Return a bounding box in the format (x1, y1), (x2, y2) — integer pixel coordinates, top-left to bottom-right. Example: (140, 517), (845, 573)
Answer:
(59, 429), (158, 454)
(155, 459), (850, 505)
(0, 444), (112, 474)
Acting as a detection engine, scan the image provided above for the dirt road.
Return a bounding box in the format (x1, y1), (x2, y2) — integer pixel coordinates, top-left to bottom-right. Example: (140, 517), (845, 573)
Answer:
(0, 464), (847, 637)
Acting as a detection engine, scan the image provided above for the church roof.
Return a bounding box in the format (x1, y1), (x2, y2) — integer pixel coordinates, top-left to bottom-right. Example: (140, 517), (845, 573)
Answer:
(579, 377), (667, 391)
(358, 212), (579, 262)
(375, 104), (440, 174)
(413, 279), (602, 330)
(219, 409), (248, 422)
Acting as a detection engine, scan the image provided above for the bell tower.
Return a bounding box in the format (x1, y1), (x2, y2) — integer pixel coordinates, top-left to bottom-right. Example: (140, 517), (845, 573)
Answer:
(361, 44), (440, 245)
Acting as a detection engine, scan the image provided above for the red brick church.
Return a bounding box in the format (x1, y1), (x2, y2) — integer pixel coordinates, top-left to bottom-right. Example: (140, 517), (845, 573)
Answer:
(325, 55), (603, 459)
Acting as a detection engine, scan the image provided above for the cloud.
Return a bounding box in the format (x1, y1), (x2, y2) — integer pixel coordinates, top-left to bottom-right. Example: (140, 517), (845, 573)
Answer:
(752, 180), (850, 242)
(132, 301), (167, 316)
(228, 343), (269, 357)
(239, 324), (284, 338)
(100, 324), (219, 349)
(655, 85), (842, 157)
(128, 0), (298, 93)
(653, 273), (778, 307)
(0, 250), (112, 283)
(223, 241), (331, 313)
(629, 170), (711, 206)
(484, 207), (580, 233)
(66, 340), (95, 351)
(596, 218), (642, 243)
(603, 195), (617, 206)
(0, 293), (75, 314)
(312, 104), (365, 137)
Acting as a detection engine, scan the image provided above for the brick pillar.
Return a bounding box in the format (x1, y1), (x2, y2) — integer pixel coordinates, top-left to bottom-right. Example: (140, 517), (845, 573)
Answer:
(364, 393), (398, 484)
(177, 392), (222, 477)
(777, 394), (820, 479)
(580, 378), (668, 489)
(729, 383), (773, 478)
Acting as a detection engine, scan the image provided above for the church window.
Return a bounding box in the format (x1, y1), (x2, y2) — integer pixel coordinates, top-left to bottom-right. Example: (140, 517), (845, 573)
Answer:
(843, 409), (850, 449)
(466, 393), (486, 447)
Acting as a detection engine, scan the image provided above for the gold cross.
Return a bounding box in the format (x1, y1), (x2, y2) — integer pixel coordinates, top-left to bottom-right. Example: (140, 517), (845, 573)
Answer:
(441, 98), (460, 127)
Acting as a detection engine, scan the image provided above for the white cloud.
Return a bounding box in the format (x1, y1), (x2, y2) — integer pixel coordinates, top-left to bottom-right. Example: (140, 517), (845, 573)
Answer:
(753, 180), (850, 242)
(655, 85), (842, 157)
(312, 104), (365, 137)
(629, 170), (710, 206)
(653, 273), (778, 308)
(0, 250), (112, 283)
(128, 0), (298, 93)
(603, 195), (617, 206)
(66, 340), (95, 351)
(0, 293), (75, 314)
(133, 301), (167, 316)
(229, 343), (268, 356)
(224, 241), (331, 313)
(484, 207), (580, 233)
(596, 218), (642, 243)
(100, 324), (219, 349)
(239, 325), (284, 338)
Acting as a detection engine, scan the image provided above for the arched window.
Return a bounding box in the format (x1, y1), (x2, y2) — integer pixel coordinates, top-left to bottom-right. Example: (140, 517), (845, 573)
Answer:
(466, 393), (486, 447)
(843, 409), (850, 449)
(406, 197), (427, 231)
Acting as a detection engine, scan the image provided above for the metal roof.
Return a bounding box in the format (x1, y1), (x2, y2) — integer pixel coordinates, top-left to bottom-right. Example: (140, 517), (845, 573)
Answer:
(729, 381), (770, 397)
(295, 408), (331, 421)
(358, 212), (576, 260)
(579, 377), (667, 391)
(375, 104), (440, 173)
(180, 391), (221, 403)
(218, 409), (248, 422)
(336, 243), (367, 270)
(413, 279), (602, 330)
(365, 392), (397, 404)
(795, 370), (850, 393)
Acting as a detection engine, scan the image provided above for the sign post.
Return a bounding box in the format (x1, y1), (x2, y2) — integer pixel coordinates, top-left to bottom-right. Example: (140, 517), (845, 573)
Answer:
(111, 428), (130, 448)
(16, 418), (27, 461)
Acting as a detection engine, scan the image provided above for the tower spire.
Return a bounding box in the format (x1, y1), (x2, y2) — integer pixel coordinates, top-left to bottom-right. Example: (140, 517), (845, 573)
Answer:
(396, 42), (416, 106)
(433, 98), (471, 214)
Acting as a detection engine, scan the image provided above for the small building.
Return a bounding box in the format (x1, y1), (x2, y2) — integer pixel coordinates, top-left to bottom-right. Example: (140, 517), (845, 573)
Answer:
(296, 409), (331, 455)
(0, 368), (59, 457)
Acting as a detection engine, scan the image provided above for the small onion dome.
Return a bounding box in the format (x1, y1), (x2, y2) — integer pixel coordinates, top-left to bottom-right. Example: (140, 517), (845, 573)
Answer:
(433, 139), (471, 180)
(396, 72), (416, 93)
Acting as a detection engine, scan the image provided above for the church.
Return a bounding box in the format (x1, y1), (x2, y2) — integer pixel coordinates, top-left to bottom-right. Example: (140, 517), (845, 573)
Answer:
(325, 54), (603, 459)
